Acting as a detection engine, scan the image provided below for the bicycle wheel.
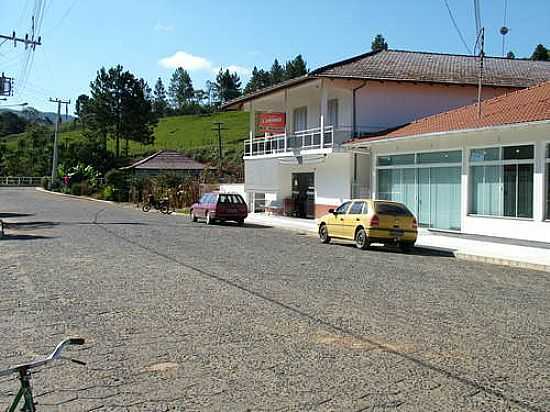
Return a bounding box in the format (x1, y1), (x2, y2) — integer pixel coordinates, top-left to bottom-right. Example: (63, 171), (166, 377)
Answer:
(142, 204), (151, 212)
(160, 204), (169, 214)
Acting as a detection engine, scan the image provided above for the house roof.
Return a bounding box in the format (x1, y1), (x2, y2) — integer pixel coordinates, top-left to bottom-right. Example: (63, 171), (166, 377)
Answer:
(122, 150), (206, 171)
(346, 80), (550, 145)
(222, 49), (550, 110)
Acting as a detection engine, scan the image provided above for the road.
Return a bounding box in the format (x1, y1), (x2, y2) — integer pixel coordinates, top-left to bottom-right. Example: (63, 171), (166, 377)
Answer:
(0, 188), (548, 411)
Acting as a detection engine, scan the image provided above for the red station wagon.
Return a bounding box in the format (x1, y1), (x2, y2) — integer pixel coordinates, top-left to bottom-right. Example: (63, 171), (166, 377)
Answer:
(191, 192), (248, 225)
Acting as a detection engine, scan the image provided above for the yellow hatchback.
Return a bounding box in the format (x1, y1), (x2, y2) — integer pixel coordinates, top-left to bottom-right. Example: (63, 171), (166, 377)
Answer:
(318, 199), (418, 252)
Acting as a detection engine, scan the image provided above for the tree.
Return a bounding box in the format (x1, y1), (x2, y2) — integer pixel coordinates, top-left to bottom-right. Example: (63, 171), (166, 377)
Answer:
(0, 112), (27, 136)
(270, 59), (285, 84)
(244, 67), (272, 94)
(506, 51), (516, 59)
(152, 77), (169, 117)
(285, 55), (308, 80)
(168, 68), (194, 110)
(371, 34), (389, 52)
(87, 65), (157, 158)
(531, 44), (549, 61)
(75, 94), (91, 127)
(214, 68), (242, 103)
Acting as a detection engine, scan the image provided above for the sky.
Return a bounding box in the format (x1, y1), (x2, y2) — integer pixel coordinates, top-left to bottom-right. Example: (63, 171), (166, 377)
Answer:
(0, 0), (549, 113)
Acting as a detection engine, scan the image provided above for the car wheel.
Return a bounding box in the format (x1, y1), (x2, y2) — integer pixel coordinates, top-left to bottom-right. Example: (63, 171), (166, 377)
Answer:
(399, 242), (414, 253)
(319, 224), (331, 244)
(206, 212), (213, 225)
(355, 228), (369, 250)
(237, 219), (244, 226)
(191, 210), (197, 222)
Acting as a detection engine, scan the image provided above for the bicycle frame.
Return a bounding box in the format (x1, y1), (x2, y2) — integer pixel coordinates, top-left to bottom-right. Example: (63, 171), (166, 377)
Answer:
(1, 338), (85, 412)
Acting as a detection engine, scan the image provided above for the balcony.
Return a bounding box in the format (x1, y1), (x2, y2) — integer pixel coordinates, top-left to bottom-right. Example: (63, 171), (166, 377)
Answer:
(244, 126), (355, 158)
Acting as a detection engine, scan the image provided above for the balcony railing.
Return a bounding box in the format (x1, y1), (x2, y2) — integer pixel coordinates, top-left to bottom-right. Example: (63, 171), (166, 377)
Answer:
(245, 126), (356, 157)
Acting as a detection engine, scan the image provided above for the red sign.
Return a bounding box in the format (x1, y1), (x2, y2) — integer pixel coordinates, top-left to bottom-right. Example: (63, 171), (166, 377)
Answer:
(258, 112), (286, 134)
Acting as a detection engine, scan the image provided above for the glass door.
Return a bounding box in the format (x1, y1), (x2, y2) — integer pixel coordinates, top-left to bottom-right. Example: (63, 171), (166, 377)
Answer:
(417, 168), (431, 227)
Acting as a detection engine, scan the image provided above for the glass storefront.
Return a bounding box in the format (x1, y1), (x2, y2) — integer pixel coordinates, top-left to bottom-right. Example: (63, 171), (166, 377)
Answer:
(470, 145), (534, 218)
(546, 144), (550, 220)
(376, 151), (462, 231)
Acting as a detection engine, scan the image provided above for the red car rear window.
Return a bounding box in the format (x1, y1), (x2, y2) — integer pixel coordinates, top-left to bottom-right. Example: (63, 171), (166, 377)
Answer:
(218, 194), (244, 204)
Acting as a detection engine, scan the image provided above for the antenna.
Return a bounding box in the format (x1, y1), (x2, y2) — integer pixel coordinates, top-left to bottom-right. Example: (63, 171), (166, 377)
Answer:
(500, 0), (510, 57)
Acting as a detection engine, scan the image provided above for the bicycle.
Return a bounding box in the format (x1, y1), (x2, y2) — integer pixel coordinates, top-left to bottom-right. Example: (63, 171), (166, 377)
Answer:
(142, 196), (170, 214)
(0, 338), (85, 412)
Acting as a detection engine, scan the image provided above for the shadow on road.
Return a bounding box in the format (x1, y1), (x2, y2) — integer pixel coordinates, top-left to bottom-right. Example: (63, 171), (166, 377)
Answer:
(0, 212), (34, 218)
(330, 242), (455, 258)
(1, 233), (52, 240)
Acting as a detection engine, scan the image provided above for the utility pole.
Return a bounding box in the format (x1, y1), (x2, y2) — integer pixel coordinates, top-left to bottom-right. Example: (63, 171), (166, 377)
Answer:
(49, 98), (70, 186)
(476, 27), (485, 119)
(212, 121), (226, 178)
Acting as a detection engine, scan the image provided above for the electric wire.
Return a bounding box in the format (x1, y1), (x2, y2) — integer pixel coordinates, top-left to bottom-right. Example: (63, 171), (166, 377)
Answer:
(443, 0), (473, 54)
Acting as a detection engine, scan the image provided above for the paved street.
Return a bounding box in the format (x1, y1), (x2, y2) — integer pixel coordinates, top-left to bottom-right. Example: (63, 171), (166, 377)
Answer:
(0, 188), (549, 411)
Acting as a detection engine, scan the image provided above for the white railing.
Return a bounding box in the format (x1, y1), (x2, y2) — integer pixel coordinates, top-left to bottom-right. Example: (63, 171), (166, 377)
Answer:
(244, 126), (338, 157)
(0, 176), (48, 186)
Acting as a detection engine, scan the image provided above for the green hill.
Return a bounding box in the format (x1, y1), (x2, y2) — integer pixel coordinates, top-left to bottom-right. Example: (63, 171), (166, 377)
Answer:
(4, 111), (250, 157)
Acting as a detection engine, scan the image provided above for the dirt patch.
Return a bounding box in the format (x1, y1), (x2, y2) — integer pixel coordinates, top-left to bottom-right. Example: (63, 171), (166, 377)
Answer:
(314, 332), (416, 354)
(144, 362), (179, 373)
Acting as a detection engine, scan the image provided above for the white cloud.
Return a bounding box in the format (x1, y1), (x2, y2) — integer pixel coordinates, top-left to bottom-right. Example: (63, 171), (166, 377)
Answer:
(159, 51), (213, 71)
(154, 23), (174, 32)
(158, 50), (252, 78)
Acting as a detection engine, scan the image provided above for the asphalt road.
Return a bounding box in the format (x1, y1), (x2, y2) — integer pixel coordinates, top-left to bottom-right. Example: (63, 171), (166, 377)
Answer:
(0, 188), (548, 411)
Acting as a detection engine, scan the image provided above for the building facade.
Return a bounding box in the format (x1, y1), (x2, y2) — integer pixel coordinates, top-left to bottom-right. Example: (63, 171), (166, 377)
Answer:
(223, 49), (550, 221)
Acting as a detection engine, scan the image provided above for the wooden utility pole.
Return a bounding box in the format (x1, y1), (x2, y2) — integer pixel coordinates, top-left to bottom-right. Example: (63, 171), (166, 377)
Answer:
(476, 27), (485, 119)
(49, 98), (71, 186)
(212, 121), (226, 178)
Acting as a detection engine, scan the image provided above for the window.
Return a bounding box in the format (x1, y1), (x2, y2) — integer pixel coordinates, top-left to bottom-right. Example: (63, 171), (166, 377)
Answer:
(335, 202), (351, 214)
(417, 150), (462, 164)
(375, 202), (413, 216)
(349, 201), (365, 214)
(253, 193), (265, 212)
(219, 194), (243, 204)
(377, 154), (415, 166)
(328, 99), (338, 128)
(293, 106), (307, 132)
(546, 144), (550, 219)
(470, 145), (534, 218)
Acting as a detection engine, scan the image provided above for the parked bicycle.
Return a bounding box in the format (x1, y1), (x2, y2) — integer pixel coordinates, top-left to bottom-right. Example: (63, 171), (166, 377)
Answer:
(0, 338), (85, 412)
(142, 194), (170, 214)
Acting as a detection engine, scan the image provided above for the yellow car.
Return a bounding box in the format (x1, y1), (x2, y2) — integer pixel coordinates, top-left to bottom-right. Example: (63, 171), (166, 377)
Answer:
(318, 199), (418, 252)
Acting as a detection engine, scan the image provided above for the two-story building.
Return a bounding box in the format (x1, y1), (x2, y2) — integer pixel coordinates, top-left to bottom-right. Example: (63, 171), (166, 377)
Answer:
(223, 49), (550, 220)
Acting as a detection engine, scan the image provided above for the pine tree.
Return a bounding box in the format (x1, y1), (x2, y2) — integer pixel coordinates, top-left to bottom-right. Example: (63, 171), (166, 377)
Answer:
(270, 59), (285, 84)
(214, 68), (242, 103)
(506, 51), (515, 59)
(152, 77), (169, 116)
(284, 55), (308, 80)
(168, 68), (195, 110)
(371, 34), (388, 52)
(531, 44), (549, 61)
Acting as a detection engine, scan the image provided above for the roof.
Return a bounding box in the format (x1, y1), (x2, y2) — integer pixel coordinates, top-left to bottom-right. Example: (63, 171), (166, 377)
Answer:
(346, 80), (550, 144)
(122, 151), (206, 171)
(222, 49), (550, 110)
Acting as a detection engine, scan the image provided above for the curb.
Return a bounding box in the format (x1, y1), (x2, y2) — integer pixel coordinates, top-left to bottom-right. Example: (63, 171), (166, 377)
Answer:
(453, 252), (550, 273)
(35, 187), (116, 205)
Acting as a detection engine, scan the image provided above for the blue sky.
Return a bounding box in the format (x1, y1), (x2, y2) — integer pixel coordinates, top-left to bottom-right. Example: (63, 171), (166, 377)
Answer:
(1, 0), (549, 113)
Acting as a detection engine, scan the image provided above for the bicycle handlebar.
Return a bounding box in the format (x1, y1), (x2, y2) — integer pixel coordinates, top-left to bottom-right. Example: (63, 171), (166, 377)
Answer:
(0, 337), (85, 377)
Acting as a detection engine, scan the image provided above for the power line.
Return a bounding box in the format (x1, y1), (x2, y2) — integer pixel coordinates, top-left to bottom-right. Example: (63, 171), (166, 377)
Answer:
(443, 0), (472, 54)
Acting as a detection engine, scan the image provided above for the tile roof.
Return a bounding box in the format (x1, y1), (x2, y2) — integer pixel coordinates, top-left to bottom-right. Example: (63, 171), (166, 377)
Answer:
(347, 81), (550, 144)
(222, 49), (550, 109)
(122, 151), (206, 170)
(311, 49), (550, 88)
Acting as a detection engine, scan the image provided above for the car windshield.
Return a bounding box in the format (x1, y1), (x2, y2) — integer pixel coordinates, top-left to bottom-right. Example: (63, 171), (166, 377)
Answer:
(375, 202), (412, 216)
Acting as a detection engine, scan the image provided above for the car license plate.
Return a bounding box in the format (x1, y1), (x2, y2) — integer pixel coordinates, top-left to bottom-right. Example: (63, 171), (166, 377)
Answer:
(391, 229), (404, 237)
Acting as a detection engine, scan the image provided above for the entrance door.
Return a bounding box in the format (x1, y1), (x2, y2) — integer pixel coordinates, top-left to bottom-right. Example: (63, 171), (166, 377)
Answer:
(292, 173), (315, 219)
(417, 168), (431, 227)
(417, 167), (461, 230)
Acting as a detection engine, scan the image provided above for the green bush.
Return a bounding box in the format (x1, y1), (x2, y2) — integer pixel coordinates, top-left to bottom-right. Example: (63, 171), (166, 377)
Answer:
(70, 181), (90, 196)
(102, 185), (114, 201)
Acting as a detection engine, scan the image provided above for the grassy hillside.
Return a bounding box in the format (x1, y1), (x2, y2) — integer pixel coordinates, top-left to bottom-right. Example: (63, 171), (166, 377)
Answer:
(4, 111), (250, 157)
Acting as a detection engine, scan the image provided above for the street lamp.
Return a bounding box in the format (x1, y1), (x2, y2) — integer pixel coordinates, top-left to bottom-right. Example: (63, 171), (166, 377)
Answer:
(0, 102), (28, 107)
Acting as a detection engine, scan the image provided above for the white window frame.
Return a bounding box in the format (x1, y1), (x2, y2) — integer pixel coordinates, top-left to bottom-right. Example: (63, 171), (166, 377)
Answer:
(545, 142), (550, 221)
(293, 106), (307, 133)
(468, 143), (536, 220)
(327, 99), (338, 128)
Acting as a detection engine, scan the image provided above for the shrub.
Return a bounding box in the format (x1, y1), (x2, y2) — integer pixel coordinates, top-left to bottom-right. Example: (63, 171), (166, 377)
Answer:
(102, 185), (114, 201)
(41, 177), (49, 190)
(70, 181), (90, 196)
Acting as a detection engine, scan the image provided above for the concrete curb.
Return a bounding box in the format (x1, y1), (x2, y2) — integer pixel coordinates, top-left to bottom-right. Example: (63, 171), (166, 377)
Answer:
(453, 252), (550, 273)
(35, 187), (116, 205)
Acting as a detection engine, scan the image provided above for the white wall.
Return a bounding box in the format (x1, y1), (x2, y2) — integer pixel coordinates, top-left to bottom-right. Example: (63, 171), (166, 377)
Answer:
(366, 121), (550, 242)
(244, 158), (281, 192)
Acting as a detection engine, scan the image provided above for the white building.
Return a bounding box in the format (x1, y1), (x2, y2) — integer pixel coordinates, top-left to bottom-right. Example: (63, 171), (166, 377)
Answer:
(346, 81), (550, 242)
(223, 49), (550, 222)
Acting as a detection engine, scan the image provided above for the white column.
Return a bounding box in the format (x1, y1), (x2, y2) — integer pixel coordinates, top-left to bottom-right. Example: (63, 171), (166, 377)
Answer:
(320, 79), (328, 148)
(461, 144), (469, 232)
(249, 101), (255, 155)
(284, 89), (288, 153)
(533, 140), (545, 222)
